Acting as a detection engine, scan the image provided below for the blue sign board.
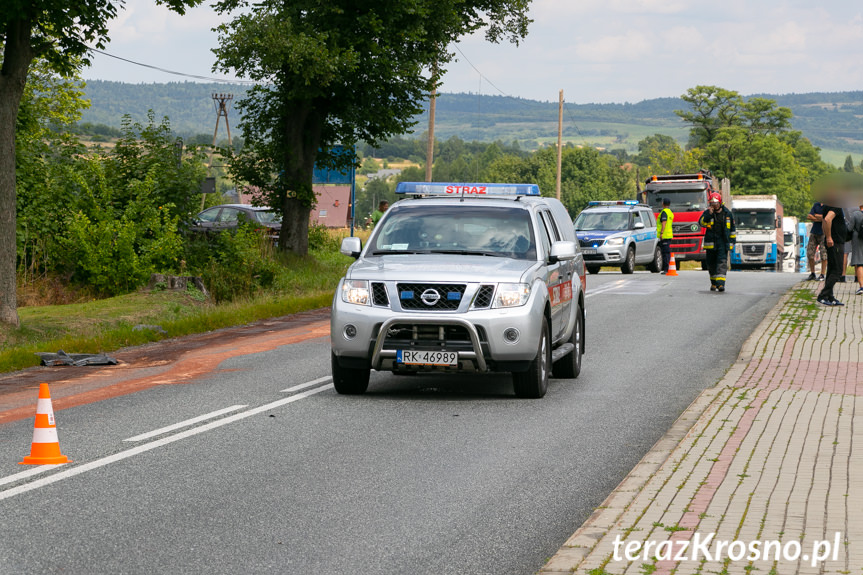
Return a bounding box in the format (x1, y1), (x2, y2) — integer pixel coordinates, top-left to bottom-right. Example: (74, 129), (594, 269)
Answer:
(313, 145), (354, 185)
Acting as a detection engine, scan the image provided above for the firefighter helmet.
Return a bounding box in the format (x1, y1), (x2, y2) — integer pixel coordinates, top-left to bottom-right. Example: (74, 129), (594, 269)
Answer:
(708, 192), (722, 204)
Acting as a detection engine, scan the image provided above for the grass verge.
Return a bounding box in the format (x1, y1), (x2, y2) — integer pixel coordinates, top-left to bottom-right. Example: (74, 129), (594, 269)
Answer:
(0, 248), (353, 374)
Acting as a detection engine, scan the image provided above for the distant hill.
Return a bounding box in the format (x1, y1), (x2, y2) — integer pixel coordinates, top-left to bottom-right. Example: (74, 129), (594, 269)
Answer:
(79, 80), (863, 160)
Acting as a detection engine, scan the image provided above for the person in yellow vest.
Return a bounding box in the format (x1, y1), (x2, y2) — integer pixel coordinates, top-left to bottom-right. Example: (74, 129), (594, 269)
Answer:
(657, 198), (674, 274)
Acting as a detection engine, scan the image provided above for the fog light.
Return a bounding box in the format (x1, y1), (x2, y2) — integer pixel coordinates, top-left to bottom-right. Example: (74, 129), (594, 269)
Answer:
(343, 324), (357, 339)
(503, 328), (520, 344)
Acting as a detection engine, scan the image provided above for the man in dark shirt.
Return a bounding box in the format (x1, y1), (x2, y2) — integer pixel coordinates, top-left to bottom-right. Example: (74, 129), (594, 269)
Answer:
(817, 200), (848, 306)
(806, 201), (827, 281)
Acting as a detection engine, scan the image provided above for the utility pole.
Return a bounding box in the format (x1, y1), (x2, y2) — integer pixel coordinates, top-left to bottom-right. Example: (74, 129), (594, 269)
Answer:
(205, 93), (234, 210)
(556, 89), (563, 200)
(212, 93), (233, 147)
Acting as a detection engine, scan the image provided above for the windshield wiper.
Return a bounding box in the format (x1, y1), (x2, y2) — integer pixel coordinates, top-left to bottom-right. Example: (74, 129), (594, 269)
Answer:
(371, 250), (428, 255)
(429, 249), (505, 257)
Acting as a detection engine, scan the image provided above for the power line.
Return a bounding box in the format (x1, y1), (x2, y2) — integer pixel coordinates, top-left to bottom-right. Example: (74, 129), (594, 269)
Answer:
(88, 47), (258, 85)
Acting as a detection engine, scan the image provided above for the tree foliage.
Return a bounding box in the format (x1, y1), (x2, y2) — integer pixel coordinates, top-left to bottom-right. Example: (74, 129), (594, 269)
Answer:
(212, 0), (532, 255)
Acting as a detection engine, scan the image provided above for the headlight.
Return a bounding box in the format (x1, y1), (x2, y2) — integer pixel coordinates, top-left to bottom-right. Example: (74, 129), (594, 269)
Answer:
(341, 280), (370, 305)
(606, 237), (624, 247)
(494, 283), (531, 308)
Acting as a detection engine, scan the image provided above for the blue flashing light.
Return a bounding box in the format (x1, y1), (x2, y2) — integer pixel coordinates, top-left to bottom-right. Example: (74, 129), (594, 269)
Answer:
(395, 182), (540, 197)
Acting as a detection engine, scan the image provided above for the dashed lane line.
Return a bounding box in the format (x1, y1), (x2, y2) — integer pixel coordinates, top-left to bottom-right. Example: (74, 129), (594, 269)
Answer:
(0, 382), (333, 502)
(123, 405), (249, 442)
(281, 376), (332, 393)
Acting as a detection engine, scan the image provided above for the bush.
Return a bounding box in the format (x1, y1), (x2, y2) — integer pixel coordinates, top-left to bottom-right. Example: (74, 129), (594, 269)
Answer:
(308, 223), (341, 251)
(200, 223), (281, 302)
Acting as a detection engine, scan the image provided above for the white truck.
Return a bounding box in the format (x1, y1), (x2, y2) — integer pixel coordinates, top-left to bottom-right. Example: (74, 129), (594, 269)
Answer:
(782, 216), (799, 273)
(730, 195), (784, 270)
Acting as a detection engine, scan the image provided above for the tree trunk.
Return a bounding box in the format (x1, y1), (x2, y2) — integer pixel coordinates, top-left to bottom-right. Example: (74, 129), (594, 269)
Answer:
(277, 100), (323, 255)
(0, 18), (35, 327)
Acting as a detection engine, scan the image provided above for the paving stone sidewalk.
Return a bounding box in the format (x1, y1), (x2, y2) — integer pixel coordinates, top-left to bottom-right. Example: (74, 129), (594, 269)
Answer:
(541, 280), (863, 575)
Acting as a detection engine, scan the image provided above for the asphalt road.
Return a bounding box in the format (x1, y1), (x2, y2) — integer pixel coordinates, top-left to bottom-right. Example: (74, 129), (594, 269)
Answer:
(0, 270), (800, 575)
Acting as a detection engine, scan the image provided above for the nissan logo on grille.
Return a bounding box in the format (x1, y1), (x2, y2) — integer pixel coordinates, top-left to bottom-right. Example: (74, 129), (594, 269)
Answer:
(421, 289), (441, 306)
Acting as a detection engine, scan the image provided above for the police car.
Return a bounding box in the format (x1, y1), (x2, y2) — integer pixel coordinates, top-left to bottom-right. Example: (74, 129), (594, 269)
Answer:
(330, 182), (587, 399)
(573, 201), (662, 274)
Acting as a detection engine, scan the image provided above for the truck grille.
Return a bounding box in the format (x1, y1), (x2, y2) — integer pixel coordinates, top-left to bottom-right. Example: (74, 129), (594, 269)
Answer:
(743, 244), (765, 256)
(673, 223), (701, 234)
(397, 283), (466, 310)
(472, 285), (495, 309)
(371, 282), (389, 307)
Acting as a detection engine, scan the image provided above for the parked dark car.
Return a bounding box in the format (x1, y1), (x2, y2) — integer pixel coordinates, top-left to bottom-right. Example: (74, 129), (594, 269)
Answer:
(189, 204), (281, 240)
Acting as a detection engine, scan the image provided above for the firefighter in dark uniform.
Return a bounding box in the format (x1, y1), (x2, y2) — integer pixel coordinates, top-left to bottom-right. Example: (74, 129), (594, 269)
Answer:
(699, 192), (736, 292)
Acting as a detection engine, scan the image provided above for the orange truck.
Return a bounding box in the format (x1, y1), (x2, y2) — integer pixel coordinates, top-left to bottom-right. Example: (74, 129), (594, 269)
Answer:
(638, 171), (731, 269)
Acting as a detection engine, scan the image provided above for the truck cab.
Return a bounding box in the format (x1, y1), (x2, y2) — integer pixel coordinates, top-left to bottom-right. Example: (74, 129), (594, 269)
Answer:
(782, 216), (800, 273)
(730, 195), (784, 270)
(640, 171), (730, 267)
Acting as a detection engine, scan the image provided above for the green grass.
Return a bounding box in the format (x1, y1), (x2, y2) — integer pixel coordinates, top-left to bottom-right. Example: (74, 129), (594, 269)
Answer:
(0, 249), (353, 374)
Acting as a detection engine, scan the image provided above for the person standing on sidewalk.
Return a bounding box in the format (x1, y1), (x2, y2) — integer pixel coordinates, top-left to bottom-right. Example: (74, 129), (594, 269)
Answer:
(817, 195), (848, 306)
(699, 192), (736, 292)
(849, 203), (863, 294)
(657, 198), (673, 274)
(806, 201), (827, 281)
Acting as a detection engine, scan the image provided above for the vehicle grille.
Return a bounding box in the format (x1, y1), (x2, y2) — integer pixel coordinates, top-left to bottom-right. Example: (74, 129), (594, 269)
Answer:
(579, 239), (605, 248)
(397, 283), (466, 310)
(382, 324), (488, 353)
(472, 285), (495, 309)
(371, 282), (389, 307)
(673, 223), (701, 234)
(743, 244), (765, 255)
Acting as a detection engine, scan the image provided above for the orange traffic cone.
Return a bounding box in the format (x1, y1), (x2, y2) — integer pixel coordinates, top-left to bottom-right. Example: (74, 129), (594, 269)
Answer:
(20, 384), (70, 465)
(666, 252), (679, 277)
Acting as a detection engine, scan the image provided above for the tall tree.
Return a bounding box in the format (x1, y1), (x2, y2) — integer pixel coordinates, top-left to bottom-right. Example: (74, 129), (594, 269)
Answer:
(212, 0), (531, 254)
(0, 0), (199, 327)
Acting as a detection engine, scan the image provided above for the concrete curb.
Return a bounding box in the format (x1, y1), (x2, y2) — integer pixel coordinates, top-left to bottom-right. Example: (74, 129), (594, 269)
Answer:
(538, 285), (798, 574)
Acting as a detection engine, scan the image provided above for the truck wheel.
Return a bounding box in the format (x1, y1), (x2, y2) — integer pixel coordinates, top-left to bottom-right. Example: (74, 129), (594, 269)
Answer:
(331, 352), (370, 395)
(513, 316), (550, 399)
(621, 247), (635, 274)
(552, 303), (583, 379)
(648, 246), (662, 273)
(586, 265), (601, 275)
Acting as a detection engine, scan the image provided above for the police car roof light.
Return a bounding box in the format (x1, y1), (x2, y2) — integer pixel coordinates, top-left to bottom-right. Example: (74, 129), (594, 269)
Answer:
(395, 182), (541, 197)
(587, 200), (639, 206)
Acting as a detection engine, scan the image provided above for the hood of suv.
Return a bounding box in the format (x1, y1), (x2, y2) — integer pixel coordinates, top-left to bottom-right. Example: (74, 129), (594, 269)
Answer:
(348, 254), (540, 283)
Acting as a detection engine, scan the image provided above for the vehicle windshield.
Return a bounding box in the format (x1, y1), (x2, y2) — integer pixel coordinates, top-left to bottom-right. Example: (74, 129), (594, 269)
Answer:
(645, 189), (707, 212)
(574, 211), (631, 231)
(369, 205), (537, 260)
(784, 232), (794, 246)
(734, 210), (775, 230)
(253, 210), (282, 224)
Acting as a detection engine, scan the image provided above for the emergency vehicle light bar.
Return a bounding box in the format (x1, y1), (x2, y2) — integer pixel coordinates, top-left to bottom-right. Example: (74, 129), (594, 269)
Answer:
(395, 182), (540, 197)
(587, 200), (639, 206)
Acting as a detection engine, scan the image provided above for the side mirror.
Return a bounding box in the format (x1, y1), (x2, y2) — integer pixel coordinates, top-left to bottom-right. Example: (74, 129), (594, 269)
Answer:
(633, 222), (645, 230)
(549, 240), (577, 263)
(340, 236), (362, 258)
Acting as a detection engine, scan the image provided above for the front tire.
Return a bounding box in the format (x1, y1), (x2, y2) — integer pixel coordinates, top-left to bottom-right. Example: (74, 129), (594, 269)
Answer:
(552, 303), (583, 379)
(621, 246), (635, 274)
(648, 245), (662, 273)
(586, 265), (601, 275)
(331, 352), (370, 395)
(513, 316), (551, 399)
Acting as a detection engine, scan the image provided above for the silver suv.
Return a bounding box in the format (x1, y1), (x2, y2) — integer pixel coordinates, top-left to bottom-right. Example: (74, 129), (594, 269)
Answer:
(330, 182), (587, 399)
(573, 201), (662, 274)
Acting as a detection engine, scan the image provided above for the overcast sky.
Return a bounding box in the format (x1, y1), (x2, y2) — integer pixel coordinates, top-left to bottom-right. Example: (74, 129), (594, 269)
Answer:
(84, 0), (863, 103)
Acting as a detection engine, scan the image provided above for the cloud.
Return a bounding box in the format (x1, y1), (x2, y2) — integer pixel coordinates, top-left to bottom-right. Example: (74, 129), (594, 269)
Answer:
(574, 33), (652, 63)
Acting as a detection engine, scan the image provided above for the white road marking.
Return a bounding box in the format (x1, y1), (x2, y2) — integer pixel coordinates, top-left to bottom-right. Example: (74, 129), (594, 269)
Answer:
(585, 278), (666, 297)
(0, 383), (334, 502)
(585, 279), (629, 297)
(281, 376), (332, 393)
(123, 405), (249, 442)
(0, 464), (67, 488)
